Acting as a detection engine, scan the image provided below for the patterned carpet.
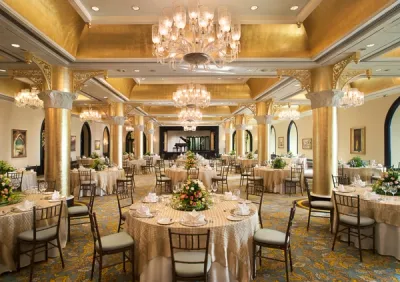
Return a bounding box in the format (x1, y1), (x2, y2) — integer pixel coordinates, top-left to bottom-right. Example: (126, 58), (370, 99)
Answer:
(2, 173), (400, 282)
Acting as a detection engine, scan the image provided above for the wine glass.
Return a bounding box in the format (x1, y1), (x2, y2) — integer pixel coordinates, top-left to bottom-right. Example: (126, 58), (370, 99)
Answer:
(382, 183), (390, 201)
(234, 188), (241, 200)
(389, 185), (398, 200)
(212, 183), (218, 194)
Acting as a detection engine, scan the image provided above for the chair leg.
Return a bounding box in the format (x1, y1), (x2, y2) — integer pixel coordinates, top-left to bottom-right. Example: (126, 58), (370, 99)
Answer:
(57, 237), (65, 268)
(90, 247), (96, 280)
(123, 252), (126, 272)
(332, 223), (340, 251)
(29, 242), (36, 282)
(284, 249), (289, 282)
(98, 255), (103, 282)
(358, 227), (363, 262)
(288, 245), (293, 272)
(45, 242), (48, 261)
(252, 242), (257, 279)
(372, 226), (376, 254)
(348, 228), (351, 246)
(131, 246), (135, 281)
(307, 209), (311, 231)
(16, 239), (21, 271)
(330, 210), (334, 234)
(68, 216), (71, 242)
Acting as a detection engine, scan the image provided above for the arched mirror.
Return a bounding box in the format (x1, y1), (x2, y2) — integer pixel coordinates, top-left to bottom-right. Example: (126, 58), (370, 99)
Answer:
(270, 125), (276, 155)
(385, 96), (400, 168)
(103, 127), (110, 157)
(287, 121), (298, 155)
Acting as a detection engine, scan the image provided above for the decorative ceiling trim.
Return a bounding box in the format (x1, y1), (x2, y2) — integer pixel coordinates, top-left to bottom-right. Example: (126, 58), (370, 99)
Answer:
(277, 69), (311, 93)
(24, 52), (52, 89)
(332, 52), (360, 89)
(11, 69), (44, 89)
(337, 69), (372, 90)
(72, 70), (108, 93)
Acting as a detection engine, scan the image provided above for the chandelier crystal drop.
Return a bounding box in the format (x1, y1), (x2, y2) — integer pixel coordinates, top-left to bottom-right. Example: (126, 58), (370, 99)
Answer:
(79, 107), (102, 123)
(15, 88), (43, 109)
(178, 107), (202, 122)
(277, 105), (300, 121)
(339, 88), (364, 108)
(152, 0), (241, 70)
(173, 83), (211, 108)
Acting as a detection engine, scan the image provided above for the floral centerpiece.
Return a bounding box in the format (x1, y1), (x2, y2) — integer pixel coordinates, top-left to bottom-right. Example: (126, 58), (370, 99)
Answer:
(92, 158), (107, 171)
(0, 174), (22, 205)
(246, 152), (254, 159)
(287, 151), (294, 158)
(90, 152), (100, 159)
(348, 156), (366, 168)
(229, 150), (236, 156)
(0, 160), (15, 175)
(144, 152), (151, 156)
(185, 150), (196, 170)
(172, 179), (211, 211)
(372, 170), (400, 196)
(272, 157), (287, 169)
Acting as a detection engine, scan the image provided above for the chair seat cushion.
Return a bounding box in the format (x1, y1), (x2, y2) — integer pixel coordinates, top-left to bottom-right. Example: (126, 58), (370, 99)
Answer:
(81, 180), (96, 185)
(18, 226), (57, 241)
(249, 176), (263, 181)
(340, 214), (375, 226)
(68, 205), (89, 216)
(254, 228), (287, 245)
(285, 177), (300, 182)
(159, 177), (171, 181)
(241, 173), (251, 176)
(174, 251), (212, 278)
(310, 200), (334, 210)
(96, 231), (134, 251)
(212, 176), (224, 181)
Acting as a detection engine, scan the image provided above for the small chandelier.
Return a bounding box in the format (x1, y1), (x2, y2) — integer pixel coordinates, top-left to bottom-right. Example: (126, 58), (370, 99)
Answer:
(278, 104), (300, 121)
(15, 88), (43, 109)
(339, 88), (364, 108)
(80, 107), (102, 122)
(173, 83), (211, 108)
(152, 0), (241, 70)
(178, 107), (202, 122)
(126, 126), (134, 131)
(183, 121), (197, 131)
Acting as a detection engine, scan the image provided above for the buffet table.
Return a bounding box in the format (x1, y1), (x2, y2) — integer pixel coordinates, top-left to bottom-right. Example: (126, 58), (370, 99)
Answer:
(125, 196), (260, 282)
(342, 167), (383, 182)
(0, 194), (67, 274)
(165, 167), (217, 188)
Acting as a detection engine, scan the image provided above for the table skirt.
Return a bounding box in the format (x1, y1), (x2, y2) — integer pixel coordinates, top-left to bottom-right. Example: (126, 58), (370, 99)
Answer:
(21, 172), (37, 191)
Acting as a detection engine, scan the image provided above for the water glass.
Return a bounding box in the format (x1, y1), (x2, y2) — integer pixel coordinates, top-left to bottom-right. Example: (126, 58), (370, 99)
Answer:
(234, 188), (241, 199)
(389, 186), (398, 200)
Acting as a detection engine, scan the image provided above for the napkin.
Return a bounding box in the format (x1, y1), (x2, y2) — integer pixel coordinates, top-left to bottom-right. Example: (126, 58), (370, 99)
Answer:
(183, 210), (205, 224)
(82, 156), (86, 159)
(255, 164), (259, 168)
(171, 165), (177, 169)
(145, 193), (157, 202)
(353, 179), (366, 187)
(237, 203), (250, 215)
(224, 192), (233, 200)
(377, 164), (383, 168)
(15, 200), (34, 212)
(136, 205), (151, 216)
(78, 166), (85, 170)
(52, 191), (60, 200)
(338, 184), (345, 192)
(72, 168), (78, 172)
(90, 169), (95, 172)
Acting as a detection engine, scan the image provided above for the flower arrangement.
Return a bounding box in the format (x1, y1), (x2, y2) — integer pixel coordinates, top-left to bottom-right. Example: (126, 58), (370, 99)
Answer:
(272, 157), (287, 169)
(0, 160), (15, 175)
(348, 156), (366, 168)
(172, 179), (211, 211)
(287, 151), (294, 158)
(0, 174), (21, 205)
(372, 169), (400, 195)
(92, 158), (107, 171)
(185, 150), (196, 170)
(91, 152), (100, 159)
(246, 152), (254, 159)
(144, 152), (151, 156)
(229, 150), (236, 156)
(123, 152), (128, 155)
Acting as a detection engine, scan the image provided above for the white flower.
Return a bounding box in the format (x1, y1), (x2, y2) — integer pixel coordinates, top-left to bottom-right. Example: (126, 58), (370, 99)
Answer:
(1, 182), (4, 186)
(191, 187), (194, 191)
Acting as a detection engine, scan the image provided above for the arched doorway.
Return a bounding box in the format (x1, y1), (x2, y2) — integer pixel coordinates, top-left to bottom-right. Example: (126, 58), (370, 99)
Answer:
(143, 133), (147, 154)
(232, 130), (253, 152)
(270, 125), (276, 155)
(125, 131), (134, 153)
(80, 122), (92, 157)
(385, 96), (400, 167)
(287, 121), (298, 155)
(103, 127), (110, 157)
(39, 119), (45, 175)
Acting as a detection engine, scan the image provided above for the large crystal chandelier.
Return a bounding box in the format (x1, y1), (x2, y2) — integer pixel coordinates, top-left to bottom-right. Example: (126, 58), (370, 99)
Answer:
(80, 106), (102, 122)
(173, 83), (211, 108)
(178, 107), (202, 122)
(152, 0), (241, 70)
(278, 104), (300, 121)
(126, 126), (135, 131)
(339, 88), (364, 108)
(15, 88), (43, 109)
(183, 121), (197, 131)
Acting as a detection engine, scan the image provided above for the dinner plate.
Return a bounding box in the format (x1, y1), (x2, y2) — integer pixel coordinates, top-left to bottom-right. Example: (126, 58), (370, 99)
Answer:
(231, 208), (256, 217)
(226, 215), (243, 221)
(133, 212), (154, 218)
(142, 199), (158, 203)
(157, 218), (174, 225)
(179, 219), (208, 227)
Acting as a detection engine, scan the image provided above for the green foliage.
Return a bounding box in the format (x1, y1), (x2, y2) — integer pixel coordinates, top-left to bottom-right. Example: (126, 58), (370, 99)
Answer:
(90, 152), (100, 159)
(272, 157), (287, 169)
(348, 156), (366, 168)
(92, 158), (107, 171)
(246, 152), (254, 159)
(229, 150), (236, 156)
(144, 152), (151, 156)
(0, 160), (15, 175)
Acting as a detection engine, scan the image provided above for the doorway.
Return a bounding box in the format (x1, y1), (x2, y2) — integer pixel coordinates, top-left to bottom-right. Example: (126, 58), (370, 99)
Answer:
(80, 122), (92, 157)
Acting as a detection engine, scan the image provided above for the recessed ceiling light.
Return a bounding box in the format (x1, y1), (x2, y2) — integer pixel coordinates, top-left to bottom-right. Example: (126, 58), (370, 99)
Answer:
(103, 96), (108, 99)
(294, 84), (301, 87)
(366, 44), (375, 47)
(376, 69), (382, 72)
(218, 77), (221, 80)
(141, 78), (146, 80)
(11, 44), (20, 48)
(290, 5), (299, 11)
(134, 69), (140, 72)
(91, 6), (99, 11)
(250, 5), (258, 10)
(132, 6), (140, 11)
(0, 69), (6, 72)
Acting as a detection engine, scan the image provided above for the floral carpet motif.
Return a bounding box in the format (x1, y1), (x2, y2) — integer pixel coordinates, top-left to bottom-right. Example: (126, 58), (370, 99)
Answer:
(1, 174), (399, 281)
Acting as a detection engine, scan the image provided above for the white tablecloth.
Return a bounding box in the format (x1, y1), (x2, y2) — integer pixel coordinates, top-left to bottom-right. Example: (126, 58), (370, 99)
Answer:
(237, 159), (258, 167)
(125, 197), (260, 282)
(342, 167), (383, 182)
(127, 160), (147, 173)
(70, 169), (125, 195)
(165, 168), (217, 188)
(0, 194), (67, 274)
(254, 167), (293, 194)
(21, 171), (37, 191)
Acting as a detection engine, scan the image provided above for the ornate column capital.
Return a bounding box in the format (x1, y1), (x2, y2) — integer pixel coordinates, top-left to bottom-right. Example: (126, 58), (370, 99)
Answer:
(306, 90), (344, 109)
(255, 115), (273, 125)
(39, 90), (76, 110)
(109, 116), (126, 126)
(235, 124), (247, 131)
(147, 129), (155, 135)
(224, 128), (235, 134)
(135, 125), (145, 132)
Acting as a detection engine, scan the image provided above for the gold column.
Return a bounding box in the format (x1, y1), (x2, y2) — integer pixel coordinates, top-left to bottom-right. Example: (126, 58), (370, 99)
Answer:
(255, 102), (273, 164)
(39, 66), (76, 196)
(306, 66), (342, 197)
(210, 132), (215, 150)
(146, 121), (155, 154)
(135, 115), (144, 159)
(235, 115), (246, 157)
(224, 120), (232, 154)
(109, 103), (124, 168)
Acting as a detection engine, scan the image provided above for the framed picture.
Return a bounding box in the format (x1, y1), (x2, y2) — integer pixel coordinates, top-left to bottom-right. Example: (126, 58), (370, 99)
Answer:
(12, 129), (27, 158)
(302, 138), (312, 150)
(350, 127), (366, 154)
(95, 140), (101, 150)
(71, 136), (76, 152)
(278, 137), (284, 148)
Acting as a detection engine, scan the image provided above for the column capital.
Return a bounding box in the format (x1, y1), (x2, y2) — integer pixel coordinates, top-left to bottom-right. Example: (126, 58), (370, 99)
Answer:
(147, 129), (155, 135)
(306, 90), (344, 109)
(135, 124), (145, 132)
(109, 116), (126, 126)
(235, 124), (246, 131)
(255, 114), (273, 125)
(224, 128), (235, 134)
(39, 90), (76, 110)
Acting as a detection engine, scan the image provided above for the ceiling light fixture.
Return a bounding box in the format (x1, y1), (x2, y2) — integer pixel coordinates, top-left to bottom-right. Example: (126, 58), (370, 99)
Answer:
(376, 69), (382, 72)
(339, 87), (364, 109)
(134, 69), (140, 72)
(173, 83), (211, 108)
(290, 6), (299, 11)
(11, 44), (20, 48)
(80, 106), (102, 122)
(91, 6), (99, 11)
(366, 44), (375, 47)
(294, 84), (300, 87)
(183, 120), (197, 131)
(132, 6), (140, 11)
(15, 88), (43, 109)
(178, 107), (202, 122)
(277, 104), (300, 120)
(250, 6), (258, 10)
(0, 69), (6, 72)
(152, 1), (241, 70)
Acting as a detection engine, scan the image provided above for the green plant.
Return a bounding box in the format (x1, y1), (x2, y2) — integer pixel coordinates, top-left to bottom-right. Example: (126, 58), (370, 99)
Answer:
(92, 158), (107, 171)
(246, 152), (254, 159)
(372, 170), (400, 196)
(171, 179), (211, 211)
(0, 160), (15, 175)
(123, 152), (128, 155)
(272, 157), (287, 169)
(144, 152), (151, 156)
(90, 152), (99, 159)
(287, 151), (293, 158)
(348, 156), (366, 168)
(229, 150), (236, 156)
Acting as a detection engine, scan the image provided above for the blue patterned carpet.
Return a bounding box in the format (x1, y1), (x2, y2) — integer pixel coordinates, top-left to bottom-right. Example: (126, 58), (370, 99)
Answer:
(1, 174), (400, 281)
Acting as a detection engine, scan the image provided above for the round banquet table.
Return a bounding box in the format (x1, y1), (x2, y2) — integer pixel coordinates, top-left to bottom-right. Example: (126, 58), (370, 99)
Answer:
(254, 167), (296, 194)
(165, 167), (217, 188)
(70, 169), (125, 196)
(0, 194), (67, 274)
(125, 197), (260, 282)
(128, 159), (146, 173)
(333, 186), (400, 259)
(21, 171), (37, 191)
(342, 167), (383, 182)
(237, 159), (258, 167)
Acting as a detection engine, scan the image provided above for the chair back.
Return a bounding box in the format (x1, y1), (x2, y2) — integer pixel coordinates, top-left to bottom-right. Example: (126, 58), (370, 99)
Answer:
(7, 171), (24, 191)
(228, 156), (236, 167)
(145, 158), (153, 166)
(304, 178), (313, 203)
(333, 191), (360, 225)
(331, 174), (349, 188)
(79, 170), (95, 193)
(124, 165), (134, 177)
(338, 164), (344, 176)
(168, 229), (210, 279)
(209, 159), (215, 168)
(284, 202), (297, 246)
(246, 167), (264, 228)
(88, 212), (103, 251)
(155, 166), (163, 180)
(290, 166), (303, 181)
(37, 180), (57, 192)
(116, 180), (133, 213)
(187, 167), (199, 180)
(240, 165), (251, 175)
(32, 203), (63, 241)
(122, 160), (128, 170)
(221, 166), (229, 179)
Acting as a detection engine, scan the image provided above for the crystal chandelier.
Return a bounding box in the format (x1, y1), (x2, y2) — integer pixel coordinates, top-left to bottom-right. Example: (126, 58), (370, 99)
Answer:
(152, 0), (241, 70)
(183, 121), (197, 131)
(173, 83), (211, 108)
(178, 107), (202, 122)
(339, 88), (364, 108)
(79, 107), (102, 122)
(126, 126), (135, 131)
(278, 105), (300, 121)
(15, 88), (43, 109)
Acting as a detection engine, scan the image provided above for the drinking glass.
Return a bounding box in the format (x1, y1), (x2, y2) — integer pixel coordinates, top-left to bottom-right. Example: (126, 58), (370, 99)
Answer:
(234, 188), (241, 199)
(212, 183), (218, 194)
(390, 186), (398, 200)
(173, 185), (178, 194)
(382, 183), (390, 201)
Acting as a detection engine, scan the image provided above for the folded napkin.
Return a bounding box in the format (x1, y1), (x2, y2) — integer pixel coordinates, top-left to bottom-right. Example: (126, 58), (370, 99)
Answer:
(255, 164), (259, 168)
(224, 192), (233, 200)
(353, 179), (366, 187)
(338, 184), (345, 192)
(15, 200), (34, 212)
(78, 166), (85, 170)
(377, 164), (383, 168)
(183, 210), (205, 224)
(52, 191), (60, 200)
(136, 205), (151, 216)
(145, 193), (158, 202)
(237, 203), (250, 215)
(72, 168), (78, 172)
(90, 169), (95, 172)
